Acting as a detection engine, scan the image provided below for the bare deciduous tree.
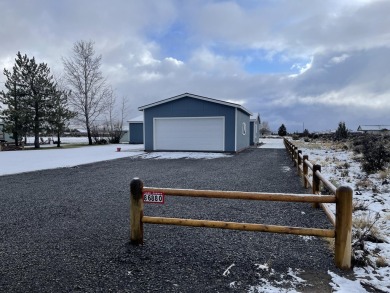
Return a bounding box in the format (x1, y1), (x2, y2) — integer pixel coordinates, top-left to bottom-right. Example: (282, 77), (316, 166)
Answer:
(260, 121), (271, 136)
(105, 91), (128, 143)
(62, 40), (110, 145)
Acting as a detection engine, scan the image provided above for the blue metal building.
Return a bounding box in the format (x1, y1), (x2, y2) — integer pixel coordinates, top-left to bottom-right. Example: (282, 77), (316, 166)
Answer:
(138, 93), (252, 152)
(128, 115), (144, 144)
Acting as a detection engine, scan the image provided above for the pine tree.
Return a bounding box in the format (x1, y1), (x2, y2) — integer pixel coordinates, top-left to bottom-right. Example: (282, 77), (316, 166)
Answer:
(47, 88), (76, 147)
(278, 124), (287, 136)
(334, 121), (348, 141)
(1, 52), (60, 148)
(0, 54), (30, 145)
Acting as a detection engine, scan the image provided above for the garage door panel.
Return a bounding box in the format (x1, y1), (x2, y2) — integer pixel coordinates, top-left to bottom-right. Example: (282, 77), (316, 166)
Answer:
(154, 117), (224, 151)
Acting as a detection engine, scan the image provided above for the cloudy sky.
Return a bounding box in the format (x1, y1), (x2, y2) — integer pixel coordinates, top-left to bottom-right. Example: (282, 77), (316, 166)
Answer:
(1, 0), (389, 132)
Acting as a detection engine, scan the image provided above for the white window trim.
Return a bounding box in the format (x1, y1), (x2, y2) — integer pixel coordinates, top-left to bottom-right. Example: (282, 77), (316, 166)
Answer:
(242, 122), (247, 135)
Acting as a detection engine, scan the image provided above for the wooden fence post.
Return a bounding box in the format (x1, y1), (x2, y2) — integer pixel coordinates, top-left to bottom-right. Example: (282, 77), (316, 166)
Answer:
(303, 155), (309, 189)
(130, 177), (144, 245)
(293, 147), (298, 166)
(335, 186), (353, 269)
(297, 150), (302, 174)
(312, 164), (321, 208)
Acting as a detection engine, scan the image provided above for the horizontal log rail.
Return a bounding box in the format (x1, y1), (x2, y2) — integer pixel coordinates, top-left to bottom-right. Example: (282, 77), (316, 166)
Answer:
(315, 170), (337, 195)
(142, 216), (335, 238)
(283, 137), (352, 269)
(143, 187), (336, 203)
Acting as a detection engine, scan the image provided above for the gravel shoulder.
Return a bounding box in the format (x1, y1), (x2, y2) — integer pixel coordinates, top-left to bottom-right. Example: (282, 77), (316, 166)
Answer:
(0, 148), (343, 292)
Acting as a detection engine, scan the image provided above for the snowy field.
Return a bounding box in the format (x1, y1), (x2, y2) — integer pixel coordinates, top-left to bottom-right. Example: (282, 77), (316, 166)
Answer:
(1, 137), (384, 292)
(258, 137), (286, 149)
(0, 142), (229, 176)
(295, 138), (390, 292)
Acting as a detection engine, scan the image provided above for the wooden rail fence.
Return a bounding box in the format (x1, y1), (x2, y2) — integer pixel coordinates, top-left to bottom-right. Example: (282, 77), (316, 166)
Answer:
(130, 167), (353, 269)
(283, 137), (353, 268)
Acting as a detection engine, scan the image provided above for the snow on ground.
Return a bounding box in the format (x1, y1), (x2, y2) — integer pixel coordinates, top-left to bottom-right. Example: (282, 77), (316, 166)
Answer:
(259, 137), (286, 149)
(0, 144), (143, 176)
(294, 138), (390, 292)
(0, 143), (229, 176)
(26, 136), (90, 144)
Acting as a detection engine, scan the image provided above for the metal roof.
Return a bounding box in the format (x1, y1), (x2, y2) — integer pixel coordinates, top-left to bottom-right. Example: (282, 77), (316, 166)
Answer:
(250, 113), (260, 121)
(138, 93), (252, 116)
(127, 115), (144, 123)
(357, 125), (390, 131)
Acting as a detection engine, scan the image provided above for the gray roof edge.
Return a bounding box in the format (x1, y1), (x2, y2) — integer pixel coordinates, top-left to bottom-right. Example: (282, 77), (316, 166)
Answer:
(138, 93), (252, 115)
(127, 115), (144, 123)
(358, 125), (390, 130)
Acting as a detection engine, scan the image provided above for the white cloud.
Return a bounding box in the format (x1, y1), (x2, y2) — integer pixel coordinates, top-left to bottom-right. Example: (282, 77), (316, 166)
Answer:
(330, 54), (350, 64)
(289, 57), (314, 77)
(164, 57), (183, 67)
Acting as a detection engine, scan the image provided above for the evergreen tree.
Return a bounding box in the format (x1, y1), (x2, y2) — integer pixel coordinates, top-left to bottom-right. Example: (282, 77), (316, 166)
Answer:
(278, 124), (287, 136)
(1, 52), (59, 148)
(0, 54), (30, 145)
(334, 121), (348, 141)
(47, 88), (76, 147)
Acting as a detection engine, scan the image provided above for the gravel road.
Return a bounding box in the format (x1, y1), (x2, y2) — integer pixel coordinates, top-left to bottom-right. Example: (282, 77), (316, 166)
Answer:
(0, 148), (342, 292)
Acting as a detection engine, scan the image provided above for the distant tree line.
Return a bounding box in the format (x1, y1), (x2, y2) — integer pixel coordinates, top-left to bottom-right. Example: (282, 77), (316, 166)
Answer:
(0, 41), (127, 148)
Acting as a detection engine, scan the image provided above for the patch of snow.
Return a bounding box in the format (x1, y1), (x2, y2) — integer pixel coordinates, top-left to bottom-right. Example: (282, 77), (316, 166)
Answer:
(223, 263), (235, 277)
(328, 271), (367, 292)
(258, 138), (285, 149)
(249, 265), (307, 292)
(136, 151), (230, 160)
(298, 235), (314, 242)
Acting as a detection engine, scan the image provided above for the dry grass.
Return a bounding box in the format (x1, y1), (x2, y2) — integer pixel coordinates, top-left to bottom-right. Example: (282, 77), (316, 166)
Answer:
(379, 169), (389, 180)
(292, 140), (333, 150)
(352, 200), (370, 212)
(353, 214), (381, 240)
(324, 237), (335, 253)
(355, 179), (374, 190)
(375, 255), (388, 268)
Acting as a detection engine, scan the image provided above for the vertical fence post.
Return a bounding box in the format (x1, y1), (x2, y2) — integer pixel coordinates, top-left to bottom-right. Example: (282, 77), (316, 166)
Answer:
(297, 150), (302, 174)
(303, 155), (309, 189)
(293, 147), (298, 166)
(335, 186), (353, 269)
(312, 164), (321, 208)
(130, 177), (144, 245)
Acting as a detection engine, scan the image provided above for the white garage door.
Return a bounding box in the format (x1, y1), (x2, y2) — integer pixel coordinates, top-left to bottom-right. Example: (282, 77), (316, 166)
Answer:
(154, 117), (225, 151)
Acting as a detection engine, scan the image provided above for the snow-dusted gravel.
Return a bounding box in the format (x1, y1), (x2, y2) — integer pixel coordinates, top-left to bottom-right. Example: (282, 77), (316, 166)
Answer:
(0, 147), (343, 292)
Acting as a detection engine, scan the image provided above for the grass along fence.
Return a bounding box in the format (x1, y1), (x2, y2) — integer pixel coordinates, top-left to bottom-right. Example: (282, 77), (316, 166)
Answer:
(130, 170), (353, 269)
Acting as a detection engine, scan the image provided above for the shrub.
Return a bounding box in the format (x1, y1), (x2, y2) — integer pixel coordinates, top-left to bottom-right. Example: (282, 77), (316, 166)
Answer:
(292, 134), (299, 140)
(360, 134), (390, 174)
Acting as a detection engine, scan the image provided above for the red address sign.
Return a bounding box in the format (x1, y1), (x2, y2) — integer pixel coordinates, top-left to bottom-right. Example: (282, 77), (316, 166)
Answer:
(143, 191), (165, 204)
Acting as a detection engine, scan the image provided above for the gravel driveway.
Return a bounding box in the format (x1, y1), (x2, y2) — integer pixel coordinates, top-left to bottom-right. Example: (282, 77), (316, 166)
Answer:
(0, 148), (342, 292)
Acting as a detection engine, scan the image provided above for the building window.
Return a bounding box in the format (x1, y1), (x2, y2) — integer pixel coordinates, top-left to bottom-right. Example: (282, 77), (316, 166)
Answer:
(242, 122), (247, 135)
